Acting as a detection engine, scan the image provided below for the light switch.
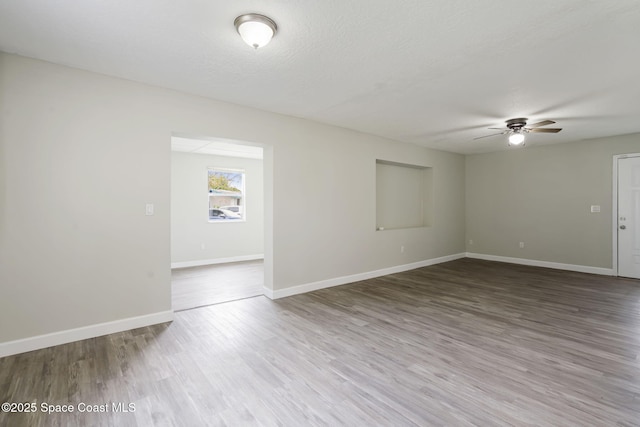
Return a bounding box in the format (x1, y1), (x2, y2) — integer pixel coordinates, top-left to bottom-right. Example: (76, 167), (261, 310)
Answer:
(146, 203), (154, 216)
(590, 205), (600, 213)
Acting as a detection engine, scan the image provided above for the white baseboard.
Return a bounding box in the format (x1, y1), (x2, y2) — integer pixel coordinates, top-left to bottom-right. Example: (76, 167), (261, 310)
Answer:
(262, 286), (274, 300)
(0, 310), (174, 358)
(465, 252), (614, 276)
(268, 253), (466, 300)
(171, 254), (264, 269)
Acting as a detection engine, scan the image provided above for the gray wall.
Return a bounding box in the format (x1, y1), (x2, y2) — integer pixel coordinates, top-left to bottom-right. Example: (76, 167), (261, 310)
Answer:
(171, 151), (264, 264)
(0, 53), (466, 345)
(466, 133), (640, 268)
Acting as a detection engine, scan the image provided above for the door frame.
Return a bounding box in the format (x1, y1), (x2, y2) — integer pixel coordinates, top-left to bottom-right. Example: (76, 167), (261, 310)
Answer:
(169, 133), (274, 309)
(612, 152), (640, 277)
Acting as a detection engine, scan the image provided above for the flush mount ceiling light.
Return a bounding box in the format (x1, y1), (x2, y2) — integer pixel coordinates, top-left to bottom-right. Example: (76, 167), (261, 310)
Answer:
(234, 14), (277, 49)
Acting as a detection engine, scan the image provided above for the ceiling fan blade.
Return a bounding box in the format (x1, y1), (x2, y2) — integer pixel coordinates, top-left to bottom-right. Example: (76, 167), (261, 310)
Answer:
(488, 127), (507, 130)
(528, 127), (562, 133)
(473, 132), (505, 140)
(527, 120), (555, 128)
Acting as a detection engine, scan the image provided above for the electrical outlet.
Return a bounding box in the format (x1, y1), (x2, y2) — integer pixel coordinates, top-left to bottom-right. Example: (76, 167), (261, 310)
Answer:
(469, 239), (473, 245)
(400, 246), (405, 253)
(519, 242), (525, 248)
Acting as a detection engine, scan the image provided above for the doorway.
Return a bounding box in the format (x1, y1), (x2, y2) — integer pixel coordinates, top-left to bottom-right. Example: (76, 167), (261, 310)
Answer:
(613, 153), (640, 279)
(170, 135), (270, 310)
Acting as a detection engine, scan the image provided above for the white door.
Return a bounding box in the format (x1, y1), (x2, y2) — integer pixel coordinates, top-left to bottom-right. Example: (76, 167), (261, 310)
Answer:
(618, 155), (640, 279)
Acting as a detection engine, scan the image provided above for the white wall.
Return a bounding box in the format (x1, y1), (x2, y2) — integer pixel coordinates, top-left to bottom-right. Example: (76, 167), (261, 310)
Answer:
(171, 151), (264, 265)
(0, 53), (466, 353)
(466, 133), (640, 269)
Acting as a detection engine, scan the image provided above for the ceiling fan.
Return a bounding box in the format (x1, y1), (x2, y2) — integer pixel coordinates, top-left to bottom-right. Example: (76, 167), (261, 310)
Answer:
(474, 118), (562, 146)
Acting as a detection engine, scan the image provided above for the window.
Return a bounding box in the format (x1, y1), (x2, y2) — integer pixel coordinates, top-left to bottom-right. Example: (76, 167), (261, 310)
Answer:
(208, 168), (245, 221)
(376, 160), (432, 230)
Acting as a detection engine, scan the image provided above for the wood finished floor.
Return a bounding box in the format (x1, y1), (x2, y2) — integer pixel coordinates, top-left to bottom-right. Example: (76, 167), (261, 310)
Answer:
(171, 260), (264, 311)
(2, 258), (640, 426)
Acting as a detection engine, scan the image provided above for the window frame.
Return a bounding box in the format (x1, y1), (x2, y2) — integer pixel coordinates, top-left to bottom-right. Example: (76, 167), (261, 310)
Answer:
(207, 167), (246, 223)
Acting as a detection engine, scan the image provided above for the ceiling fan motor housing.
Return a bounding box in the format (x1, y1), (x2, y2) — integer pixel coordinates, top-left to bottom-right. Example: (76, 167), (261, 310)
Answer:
(506, 118), (528, 131)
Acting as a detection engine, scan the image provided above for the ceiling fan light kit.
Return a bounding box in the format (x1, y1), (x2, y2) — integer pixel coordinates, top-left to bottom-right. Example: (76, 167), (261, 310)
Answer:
(474, 118), (562, 147)
(508, 132), (525, 146)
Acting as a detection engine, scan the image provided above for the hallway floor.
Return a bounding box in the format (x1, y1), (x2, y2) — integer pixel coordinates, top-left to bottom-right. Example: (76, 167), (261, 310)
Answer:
(171, 260), (264, 311)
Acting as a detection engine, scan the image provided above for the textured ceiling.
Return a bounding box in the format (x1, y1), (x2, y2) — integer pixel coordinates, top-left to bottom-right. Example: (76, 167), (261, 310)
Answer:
(1, 0), (639, 154)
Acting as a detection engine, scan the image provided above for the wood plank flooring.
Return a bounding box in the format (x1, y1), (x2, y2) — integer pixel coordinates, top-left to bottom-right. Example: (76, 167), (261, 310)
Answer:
(2, 258), (640, 426)
(171, 260), (264, 311)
